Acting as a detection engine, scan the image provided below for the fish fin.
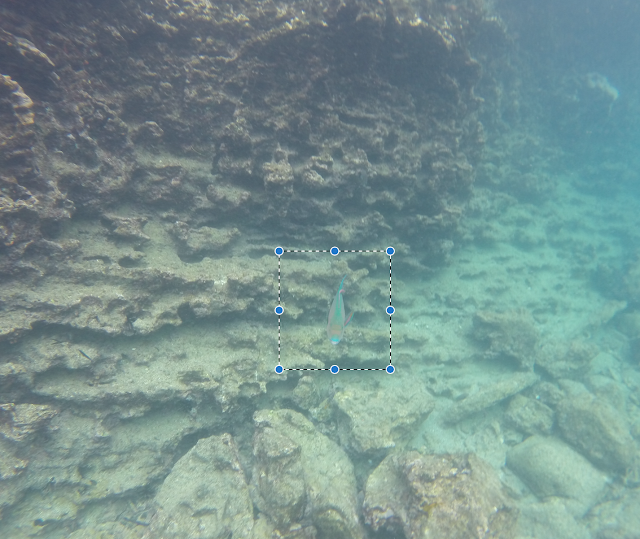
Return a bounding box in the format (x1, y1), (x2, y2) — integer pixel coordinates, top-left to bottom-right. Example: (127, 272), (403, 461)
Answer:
(344, 311), (354, 327)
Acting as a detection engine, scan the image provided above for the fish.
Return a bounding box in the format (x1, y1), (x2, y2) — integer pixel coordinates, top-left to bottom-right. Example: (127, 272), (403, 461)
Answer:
(327, 274), (353, 345)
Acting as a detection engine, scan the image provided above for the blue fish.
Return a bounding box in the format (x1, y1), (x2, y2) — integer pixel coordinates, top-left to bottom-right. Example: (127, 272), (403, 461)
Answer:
(327, 275), (353, 345)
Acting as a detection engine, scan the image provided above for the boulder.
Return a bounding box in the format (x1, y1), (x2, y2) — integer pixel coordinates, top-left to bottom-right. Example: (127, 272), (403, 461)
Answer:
(147, 433), (254, 539)
(506, 435), (608, 515)
(557, 392), (636, 473)
(252, 409), (364, 539)
(364, 451), (517, 539)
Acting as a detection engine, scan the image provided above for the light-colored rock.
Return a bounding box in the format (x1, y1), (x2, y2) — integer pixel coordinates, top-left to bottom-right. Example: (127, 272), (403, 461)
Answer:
(557, 392), (636, 473)
(364, 451), (517, 539)
(147, 433), (254, 539)
(505, 394), (554, 435)
(292, 376), (322, 410)
(472, 309), (539, 370)
(170, 222), (239, 258)
(263, 159), (294, 187)
(333, 375), (434, 455)
(0, 403), (58, 442)
(587, 488), (640, 539)
(537, 340), (599, 379)
(102, 214), (150, 243)
(506, 435), (608, 515)
(443, 371), (538, 424)
(0, 446), (28, 482)
(252, 409), (364, 539)
(253, 426), (305, 528)
(515, 498), (591, 539)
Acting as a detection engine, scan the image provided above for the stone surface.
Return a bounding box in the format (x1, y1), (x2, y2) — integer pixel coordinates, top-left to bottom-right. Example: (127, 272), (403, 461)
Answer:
(0, 0), (484, 284)
(557, 392), (636, 474)
(147, 433), (254, 539)
(537, 339), (599, 379)
(443, 371), (538, 424)
(586, 488), (640, 539)
(170, 222), (240, 260)
(515, 498), (591, 539)
(0, 404), (224, 533)
(0, 438), (28, 481)
(472, 309), (539, 370)
(505, 394), (554, 436)
(333, 374), (435, 456)
(364, 451), (517, 539)
(252, 409), (364, 539)
(0, 402), (58, 442)
(291, 376), (323, 411)
(506, 435), (608, 515)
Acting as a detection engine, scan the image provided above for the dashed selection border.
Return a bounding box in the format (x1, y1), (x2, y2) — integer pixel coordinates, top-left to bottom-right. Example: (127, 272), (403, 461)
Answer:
(273, 246), (395, 374)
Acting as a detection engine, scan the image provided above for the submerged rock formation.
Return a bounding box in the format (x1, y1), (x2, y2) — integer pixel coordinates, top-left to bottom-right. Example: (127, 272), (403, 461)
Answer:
(0, 0), (502, 536)
(1, 0), (484, 271)
(0, 0), (491, 347)
(364, 451), (518, 538)
(252, 409), (365, 539)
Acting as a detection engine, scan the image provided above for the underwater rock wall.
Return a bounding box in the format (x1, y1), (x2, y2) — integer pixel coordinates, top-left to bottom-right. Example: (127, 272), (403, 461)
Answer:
(0, 0), (484, 269)
(0, 0), (494, 361)
(0, 0), (505, 536)
(0, 0), (494, 399)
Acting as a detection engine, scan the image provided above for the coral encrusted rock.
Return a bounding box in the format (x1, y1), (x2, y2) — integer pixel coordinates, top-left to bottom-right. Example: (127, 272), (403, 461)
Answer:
(364, 451), (518, 539)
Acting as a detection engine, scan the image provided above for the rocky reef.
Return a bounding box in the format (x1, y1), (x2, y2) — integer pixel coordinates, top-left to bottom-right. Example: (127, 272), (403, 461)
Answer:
(0, 0), (484, 268)
(7, 1), (638, 538)
(0, 0), (489, 392)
